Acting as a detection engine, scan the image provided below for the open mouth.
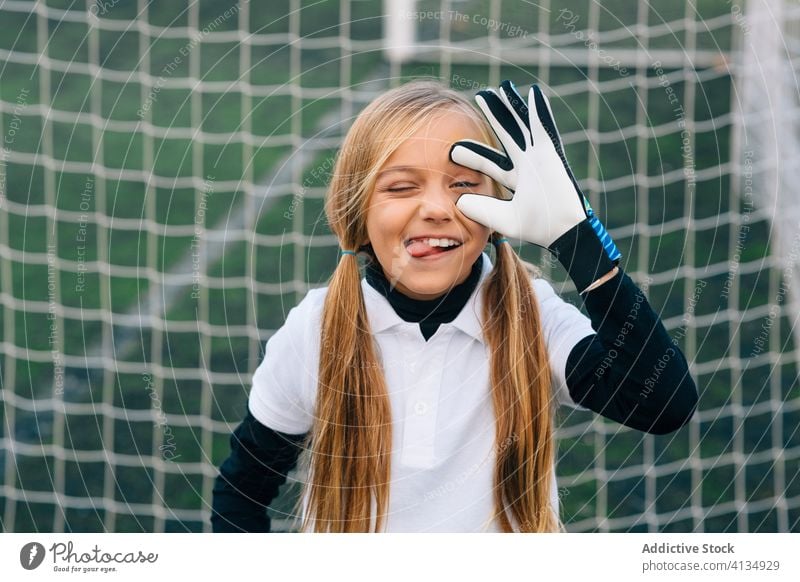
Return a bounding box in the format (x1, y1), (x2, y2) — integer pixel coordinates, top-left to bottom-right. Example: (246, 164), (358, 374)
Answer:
(404, 237), (463, 259)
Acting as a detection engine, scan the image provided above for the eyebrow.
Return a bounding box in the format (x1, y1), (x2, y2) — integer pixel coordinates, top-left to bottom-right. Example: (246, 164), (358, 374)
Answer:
(376, 165), (483, 178)
(376, 166), (420, 177)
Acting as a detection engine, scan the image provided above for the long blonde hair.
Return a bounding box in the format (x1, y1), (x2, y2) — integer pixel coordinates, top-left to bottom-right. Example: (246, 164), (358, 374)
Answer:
(295, 80), (558, 532)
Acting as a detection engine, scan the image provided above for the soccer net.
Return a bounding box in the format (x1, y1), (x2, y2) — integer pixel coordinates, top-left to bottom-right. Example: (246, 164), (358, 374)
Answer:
(0, 0), (797, 533)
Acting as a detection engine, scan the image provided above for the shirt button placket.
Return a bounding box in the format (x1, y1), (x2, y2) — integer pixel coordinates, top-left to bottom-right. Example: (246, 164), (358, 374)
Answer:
(413, 337), (445, 468)
(400, 326), (435, 467)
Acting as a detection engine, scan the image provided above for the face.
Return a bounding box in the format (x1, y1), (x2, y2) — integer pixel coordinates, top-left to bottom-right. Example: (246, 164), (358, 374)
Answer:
(364, 109), (494, 301)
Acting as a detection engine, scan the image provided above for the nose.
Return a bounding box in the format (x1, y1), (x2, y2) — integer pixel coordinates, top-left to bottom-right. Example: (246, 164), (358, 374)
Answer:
(417, 183), (456, 222)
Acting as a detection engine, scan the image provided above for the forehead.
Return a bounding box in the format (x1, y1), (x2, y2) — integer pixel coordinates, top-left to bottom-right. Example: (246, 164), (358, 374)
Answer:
(381, 108), (485, 168)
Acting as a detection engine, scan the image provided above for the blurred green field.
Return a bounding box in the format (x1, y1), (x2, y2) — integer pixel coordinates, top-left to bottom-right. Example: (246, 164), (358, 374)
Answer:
(1, 0), (797, 532)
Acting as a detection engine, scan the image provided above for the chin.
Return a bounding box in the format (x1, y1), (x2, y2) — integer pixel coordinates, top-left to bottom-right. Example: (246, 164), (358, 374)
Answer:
(397, 275), (460, 299)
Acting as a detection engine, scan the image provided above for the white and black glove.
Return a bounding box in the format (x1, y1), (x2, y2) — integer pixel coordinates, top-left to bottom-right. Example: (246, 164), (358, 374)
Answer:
(450, 81), (621, 293)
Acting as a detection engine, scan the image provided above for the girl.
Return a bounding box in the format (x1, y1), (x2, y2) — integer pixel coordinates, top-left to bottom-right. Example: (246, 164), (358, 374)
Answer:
(211, 80), (698, 533)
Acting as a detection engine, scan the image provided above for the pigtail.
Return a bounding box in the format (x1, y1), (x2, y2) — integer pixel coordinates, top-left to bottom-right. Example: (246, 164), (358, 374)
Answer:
(296, 241), (392, 533)
(294, 110), (396, 532)
(483, 233), (560, 532)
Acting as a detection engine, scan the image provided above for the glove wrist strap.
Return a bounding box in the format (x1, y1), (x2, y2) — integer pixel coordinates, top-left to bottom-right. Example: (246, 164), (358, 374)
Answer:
(549, 219), (618, 294)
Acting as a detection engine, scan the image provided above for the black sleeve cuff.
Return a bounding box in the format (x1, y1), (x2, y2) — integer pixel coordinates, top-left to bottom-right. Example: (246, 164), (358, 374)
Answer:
(549, 219), (618, 293)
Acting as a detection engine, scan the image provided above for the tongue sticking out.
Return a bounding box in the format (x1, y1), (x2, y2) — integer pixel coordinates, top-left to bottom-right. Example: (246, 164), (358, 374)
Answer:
(406, 240), (451, 258)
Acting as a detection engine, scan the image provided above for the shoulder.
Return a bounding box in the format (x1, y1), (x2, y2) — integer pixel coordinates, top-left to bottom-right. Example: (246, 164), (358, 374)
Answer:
(297, 285), (329, 313)
(256, 285), (330, 374)
(280, 286), (329, 335)
(530, 276), (581, 320)
(528, 276), (594, 362)
(528, 276), (594, 410)
(531, 276), (558, 301)
(249, 286), (330, 434)
(530, 276), (588, 321)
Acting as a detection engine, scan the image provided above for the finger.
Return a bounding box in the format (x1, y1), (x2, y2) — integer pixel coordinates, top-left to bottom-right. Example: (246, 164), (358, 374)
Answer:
(450, 140), (515, 190)
(456, 192), (522, 236)
(529, 84), (565, 154)
(529, 85), (588, 215)
(499, 80), (531, 137)
(474, 89), (527, 154)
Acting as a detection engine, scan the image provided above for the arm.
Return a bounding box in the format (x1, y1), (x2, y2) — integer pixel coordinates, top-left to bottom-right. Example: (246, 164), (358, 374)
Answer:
(214, 289), (319, 532)
(565, 268), (698, 434)
(451, 80), (697, 433)
(211, 408), (307, 532)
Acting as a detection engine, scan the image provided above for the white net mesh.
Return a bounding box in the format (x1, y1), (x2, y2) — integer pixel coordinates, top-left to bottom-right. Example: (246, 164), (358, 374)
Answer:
(0, 0), (797, 532)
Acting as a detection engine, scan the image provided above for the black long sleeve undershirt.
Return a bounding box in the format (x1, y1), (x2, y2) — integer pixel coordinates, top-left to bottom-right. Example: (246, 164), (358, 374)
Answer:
(564, 267), (698, 435)
(211, 408), (307, 532)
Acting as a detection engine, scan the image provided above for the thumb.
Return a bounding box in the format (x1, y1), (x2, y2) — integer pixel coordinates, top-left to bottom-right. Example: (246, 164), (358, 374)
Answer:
(456, 193), (521, 237)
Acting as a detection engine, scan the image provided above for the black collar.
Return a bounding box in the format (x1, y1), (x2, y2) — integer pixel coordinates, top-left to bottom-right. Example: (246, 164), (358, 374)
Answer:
(364, 253), (484, 326)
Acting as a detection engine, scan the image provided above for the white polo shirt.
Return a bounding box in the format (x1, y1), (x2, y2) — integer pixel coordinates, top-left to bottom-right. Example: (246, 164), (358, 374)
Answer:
(248, 252), (595, 532)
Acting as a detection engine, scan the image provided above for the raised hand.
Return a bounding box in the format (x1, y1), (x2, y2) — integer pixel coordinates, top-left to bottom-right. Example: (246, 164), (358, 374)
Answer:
(450, 81), (621, 293)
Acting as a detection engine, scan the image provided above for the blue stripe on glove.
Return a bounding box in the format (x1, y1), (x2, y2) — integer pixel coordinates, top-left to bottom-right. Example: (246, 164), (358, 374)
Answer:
(588, 212), (622, 262)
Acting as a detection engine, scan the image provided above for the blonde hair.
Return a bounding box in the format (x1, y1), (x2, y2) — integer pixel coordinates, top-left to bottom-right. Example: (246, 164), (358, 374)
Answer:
(295, 80), (559, 532)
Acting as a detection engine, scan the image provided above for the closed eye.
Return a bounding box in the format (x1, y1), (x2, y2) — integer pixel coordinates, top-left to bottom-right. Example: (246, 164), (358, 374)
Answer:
(452, 181), (479, 188)
(376, 180), (418, 193)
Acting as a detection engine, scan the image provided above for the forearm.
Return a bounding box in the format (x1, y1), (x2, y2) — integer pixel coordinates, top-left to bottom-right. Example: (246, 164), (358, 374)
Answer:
(564, 268), (698, 434)
(212, 469), (273, 532)
(211, 409), (306, 532)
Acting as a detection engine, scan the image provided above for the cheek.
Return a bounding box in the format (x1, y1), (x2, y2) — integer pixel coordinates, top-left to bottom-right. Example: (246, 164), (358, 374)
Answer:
(364, 201), (388, 236)
(368, 199), (413, 229)
(365, 205), (403, 253)
(464, 219), (491, 242)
